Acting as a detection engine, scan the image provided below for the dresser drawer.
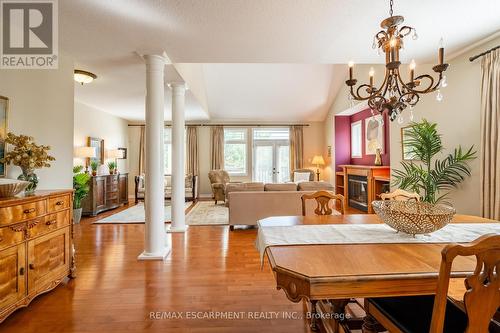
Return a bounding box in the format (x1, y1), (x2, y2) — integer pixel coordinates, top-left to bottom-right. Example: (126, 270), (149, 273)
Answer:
(29, 210), (70, 239)
(47, 195), (71, 213)
(0, 222), (26, 251)
(0, 200), (46, 226)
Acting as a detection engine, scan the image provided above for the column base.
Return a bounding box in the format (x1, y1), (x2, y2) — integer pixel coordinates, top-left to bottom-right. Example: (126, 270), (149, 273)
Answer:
(137, 247), (171, 261)
(167, 225), (188, 233)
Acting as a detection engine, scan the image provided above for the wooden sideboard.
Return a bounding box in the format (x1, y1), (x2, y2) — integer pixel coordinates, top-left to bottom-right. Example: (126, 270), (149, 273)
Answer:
(82, 173), (128, 216)
(0, 190), (75, 323)
(337, 165), (390, 213)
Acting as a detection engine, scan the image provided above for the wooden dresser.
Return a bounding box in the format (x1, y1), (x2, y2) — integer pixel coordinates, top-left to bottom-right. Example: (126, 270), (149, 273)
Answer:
(82, 173), (128, 216)
(0, 190), (75, 323)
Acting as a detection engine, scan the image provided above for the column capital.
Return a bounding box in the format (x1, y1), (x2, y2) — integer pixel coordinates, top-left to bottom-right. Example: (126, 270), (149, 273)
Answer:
(144, 54), (167, 71)
(167, 82), (187, 91)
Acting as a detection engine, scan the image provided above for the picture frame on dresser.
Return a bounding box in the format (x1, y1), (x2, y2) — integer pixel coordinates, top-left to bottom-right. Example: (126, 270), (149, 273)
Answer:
(0, 96), (8, 177)
(88, 137), (104, 165)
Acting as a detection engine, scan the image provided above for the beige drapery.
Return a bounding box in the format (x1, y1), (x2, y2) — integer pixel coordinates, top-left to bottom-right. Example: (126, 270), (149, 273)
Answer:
(480, 49), (500, 220)
(289, 125), (304, 171)
(138, 126), (145, 174)
(210, 126), (224, 170)
(186, 126), (199, 176)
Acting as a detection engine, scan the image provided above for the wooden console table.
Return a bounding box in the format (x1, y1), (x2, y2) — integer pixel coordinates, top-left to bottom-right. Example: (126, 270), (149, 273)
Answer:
(337, 165), (390, 213)
(82, 173), (128, 216)
(0, 190), (75, 323)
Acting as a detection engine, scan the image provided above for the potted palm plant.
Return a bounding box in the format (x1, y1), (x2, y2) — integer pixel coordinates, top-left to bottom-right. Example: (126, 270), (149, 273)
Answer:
(73, 165), (90, 224)
(393, 119), (476, 204)
(107, 161), (117, 174)
(90, 160), (99, 176)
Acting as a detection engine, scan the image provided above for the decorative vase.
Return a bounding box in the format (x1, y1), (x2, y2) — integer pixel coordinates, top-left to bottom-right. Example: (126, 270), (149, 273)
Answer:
(18, 169), (38, 195)
(374, 148), (382, 166)
(92, 171), (97, 177)
(73, 208), (83, 224)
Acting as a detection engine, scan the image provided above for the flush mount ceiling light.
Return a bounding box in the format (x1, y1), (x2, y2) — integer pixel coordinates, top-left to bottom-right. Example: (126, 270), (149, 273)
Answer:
(345, 0), (449, 123)
(74, 69), (97, 85)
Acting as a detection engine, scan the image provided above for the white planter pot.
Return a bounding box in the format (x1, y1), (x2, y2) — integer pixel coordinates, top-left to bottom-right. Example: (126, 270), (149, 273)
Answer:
(73, 208), (83, 224)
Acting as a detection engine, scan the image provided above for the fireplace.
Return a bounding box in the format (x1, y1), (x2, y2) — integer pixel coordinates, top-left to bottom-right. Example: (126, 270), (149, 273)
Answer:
(348, 175), (368, 212)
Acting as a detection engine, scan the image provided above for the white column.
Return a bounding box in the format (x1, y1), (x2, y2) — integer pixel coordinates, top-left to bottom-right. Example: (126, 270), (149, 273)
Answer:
(138, 55), (170, 260)
(168, 83), (187, 233)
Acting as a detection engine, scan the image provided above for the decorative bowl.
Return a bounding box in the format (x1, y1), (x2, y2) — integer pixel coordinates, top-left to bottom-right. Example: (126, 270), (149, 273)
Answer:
(0, 179), (31, 198)
(372, 200), (456, 236)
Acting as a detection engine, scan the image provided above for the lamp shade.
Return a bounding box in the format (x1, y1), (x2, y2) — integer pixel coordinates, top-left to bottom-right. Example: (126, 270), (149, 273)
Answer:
(107, 149), (124, 159)
(74, 146), (96, 158)
(311, 155), (325, 166)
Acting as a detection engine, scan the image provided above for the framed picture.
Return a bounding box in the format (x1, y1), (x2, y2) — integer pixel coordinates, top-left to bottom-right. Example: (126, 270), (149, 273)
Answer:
(401, 126), (417, 161)
(88, 137), (104, 165)
(365, 114), (384, 155)
(118, 147), (127, 159)
(0, 96), (8, 177)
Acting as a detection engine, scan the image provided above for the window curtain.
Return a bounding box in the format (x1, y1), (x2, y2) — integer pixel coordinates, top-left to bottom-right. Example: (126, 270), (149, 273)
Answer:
(480, 49), (500, 220)
(210, 126), (224, 170)
(138, 126), (145, 174)
(289, 125), (304, 171)
(186, 126), (199, 176)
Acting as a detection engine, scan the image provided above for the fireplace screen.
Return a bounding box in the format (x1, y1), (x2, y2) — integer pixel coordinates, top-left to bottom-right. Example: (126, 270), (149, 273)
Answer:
(348, 175), (368, 212)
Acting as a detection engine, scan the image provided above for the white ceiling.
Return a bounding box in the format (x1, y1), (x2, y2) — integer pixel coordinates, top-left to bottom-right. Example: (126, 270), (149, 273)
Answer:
(61, 0), (500, 121)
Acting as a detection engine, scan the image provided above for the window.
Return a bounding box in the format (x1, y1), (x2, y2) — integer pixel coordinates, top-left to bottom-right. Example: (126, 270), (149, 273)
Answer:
(252, 128), (290, 183)
(224, 128), (247, 175)
(351, 120), (362, 158)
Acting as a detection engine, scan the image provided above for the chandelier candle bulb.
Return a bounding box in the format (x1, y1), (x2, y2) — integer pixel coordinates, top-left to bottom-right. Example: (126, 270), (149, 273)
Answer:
(409, 60), (416, 82)
(369, 68), (375, 86)
(348, 61), (354, 80)
(438, 38), (444, 65)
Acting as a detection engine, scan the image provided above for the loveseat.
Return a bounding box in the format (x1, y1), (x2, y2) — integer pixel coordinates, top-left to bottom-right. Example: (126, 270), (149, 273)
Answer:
(227, 181), (334, 230)
(134, 174), (199, 203)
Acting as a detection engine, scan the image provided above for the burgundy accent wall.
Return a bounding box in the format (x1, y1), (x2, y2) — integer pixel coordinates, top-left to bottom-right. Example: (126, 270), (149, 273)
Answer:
(334, 116), (351, 171)
(334, 108), (390, 171)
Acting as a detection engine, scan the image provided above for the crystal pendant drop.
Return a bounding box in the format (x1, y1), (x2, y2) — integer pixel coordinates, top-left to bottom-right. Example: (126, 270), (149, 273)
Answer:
(378, 115), (384, 126)
(409, 108), (415, 121)
(412, 29), (418, 40)
(441, 75), (448, 88)
(372, 36), (377, 49)
(397, 113), (404, 125)
(436, 90), (443, 102)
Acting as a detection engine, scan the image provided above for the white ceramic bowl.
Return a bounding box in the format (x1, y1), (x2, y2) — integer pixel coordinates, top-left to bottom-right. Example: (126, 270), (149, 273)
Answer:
(0, 179), (30, 198)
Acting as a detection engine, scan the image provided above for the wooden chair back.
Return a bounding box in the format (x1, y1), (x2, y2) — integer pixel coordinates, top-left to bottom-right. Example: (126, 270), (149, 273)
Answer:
(301, 191), (345, 216)
(380, 188), (420, 201)
(429, 234), (500, 333)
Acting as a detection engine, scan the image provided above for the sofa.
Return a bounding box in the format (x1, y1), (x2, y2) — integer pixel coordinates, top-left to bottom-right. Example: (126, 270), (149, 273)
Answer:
(227, 181), (335, 230)
(134, 174), (199, 203)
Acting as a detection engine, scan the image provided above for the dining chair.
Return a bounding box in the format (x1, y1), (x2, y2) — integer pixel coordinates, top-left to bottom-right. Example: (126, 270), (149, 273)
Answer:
(380, 188), (420, 201)
(301, 190), (345, 216)
(364, 234), (500, 333)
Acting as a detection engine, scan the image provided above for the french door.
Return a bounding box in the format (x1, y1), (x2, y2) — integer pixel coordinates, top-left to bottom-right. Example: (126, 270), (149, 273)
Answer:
(253, 141), (290, 183)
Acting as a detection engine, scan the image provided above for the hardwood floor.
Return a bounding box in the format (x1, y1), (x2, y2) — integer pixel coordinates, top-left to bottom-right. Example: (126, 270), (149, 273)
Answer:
(0, 201), (311, 333)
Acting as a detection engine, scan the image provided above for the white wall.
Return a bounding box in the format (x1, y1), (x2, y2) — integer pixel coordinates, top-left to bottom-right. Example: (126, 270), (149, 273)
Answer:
(324, 38), (500, 215)
(74, 101), (130, 185)
(0, 53), (74, 189)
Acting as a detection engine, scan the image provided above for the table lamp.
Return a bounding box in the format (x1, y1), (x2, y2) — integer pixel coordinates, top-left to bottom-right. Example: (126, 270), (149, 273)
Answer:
(311, 155), (325, 181)
(75, 147), (96, 173)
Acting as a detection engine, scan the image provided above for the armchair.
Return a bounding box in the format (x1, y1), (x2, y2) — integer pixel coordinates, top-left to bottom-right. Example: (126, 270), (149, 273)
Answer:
(291, 168), (315, 182)
(208, 170), (230, 204)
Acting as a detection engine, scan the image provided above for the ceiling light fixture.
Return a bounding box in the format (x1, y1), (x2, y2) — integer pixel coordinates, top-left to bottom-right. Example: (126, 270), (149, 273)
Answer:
(345, 0), (449, 122)
(74, 69), (97, 85)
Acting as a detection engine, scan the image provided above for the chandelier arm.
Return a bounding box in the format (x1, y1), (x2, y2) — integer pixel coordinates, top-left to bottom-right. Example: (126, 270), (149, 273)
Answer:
(395, 68), (419, 95)
(393, 69), (405, 96)
(349, 68), (390, 101)
(407, 74), (436, 93)
(398, 26), (413, 37)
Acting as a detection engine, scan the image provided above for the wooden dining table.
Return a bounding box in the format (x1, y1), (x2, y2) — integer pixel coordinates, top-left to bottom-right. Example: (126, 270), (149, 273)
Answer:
(260, 214), (498, 333)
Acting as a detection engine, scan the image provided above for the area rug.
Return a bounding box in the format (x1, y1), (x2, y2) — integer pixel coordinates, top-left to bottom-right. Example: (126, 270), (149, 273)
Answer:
(94, 202), (192, 224)
(186, 201), (228, 226)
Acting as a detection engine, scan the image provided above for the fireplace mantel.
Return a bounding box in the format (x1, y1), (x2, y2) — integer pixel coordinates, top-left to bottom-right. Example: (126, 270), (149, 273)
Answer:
(336, 165), (390, 213)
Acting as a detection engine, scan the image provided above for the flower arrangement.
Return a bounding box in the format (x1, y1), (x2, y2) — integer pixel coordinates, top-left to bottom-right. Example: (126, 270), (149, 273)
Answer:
(0, 132), (56, 194)
(1, 132), (55, 173)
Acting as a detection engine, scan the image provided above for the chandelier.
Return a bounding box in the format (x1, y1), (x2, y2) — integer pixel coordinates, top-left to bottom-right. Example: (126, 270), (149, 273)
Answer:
(345, 0), (449, 122)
